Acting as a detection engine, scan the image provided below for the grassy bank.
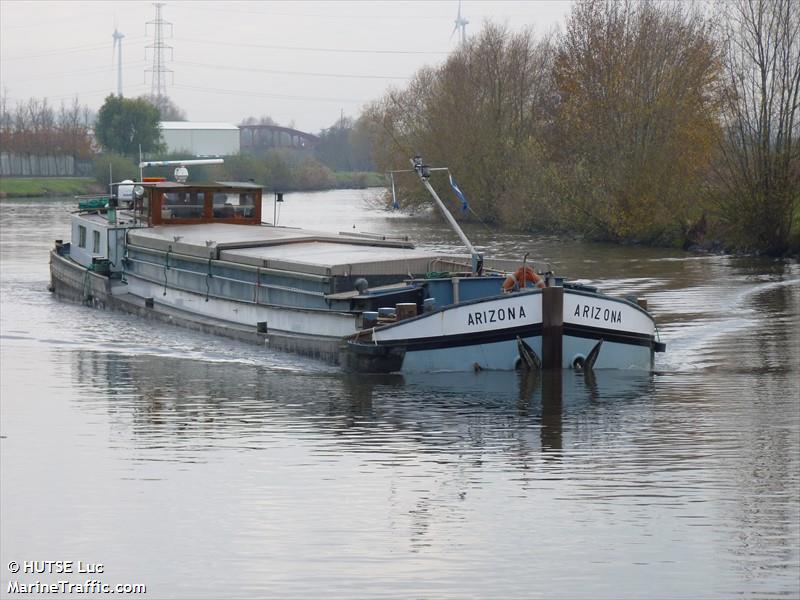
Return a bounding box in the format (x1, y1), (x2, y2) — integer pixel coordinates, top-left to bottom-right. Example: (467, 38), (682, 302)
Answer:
(333, 171), (385, 189)
(0, 177), (101, 198)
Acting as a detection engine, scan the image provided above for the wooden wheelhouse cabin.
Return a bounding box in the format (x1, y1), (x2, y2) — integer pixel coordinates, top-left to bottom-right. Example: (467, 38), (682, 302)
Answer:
(137, 181), (263, 226)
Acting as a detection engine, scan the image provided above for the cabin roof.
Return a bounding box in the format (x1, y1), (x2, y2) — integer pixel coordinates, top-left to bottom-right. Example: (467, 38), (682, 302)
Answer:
(214, 181), (262, 189)
(141, 181), (262, 191)
(144, 181), (190, 189)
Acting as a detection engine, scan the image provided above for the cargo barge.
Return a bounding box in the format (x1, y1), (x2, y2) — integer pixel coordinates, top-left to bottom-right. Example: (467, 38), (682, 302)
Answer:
(49, 157), (665, 372)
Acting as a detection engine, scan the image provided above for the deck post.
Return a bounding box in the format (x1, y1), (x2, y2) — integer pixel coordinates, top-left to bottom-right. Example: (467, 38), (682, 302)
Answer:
(542, 286), (563, 369)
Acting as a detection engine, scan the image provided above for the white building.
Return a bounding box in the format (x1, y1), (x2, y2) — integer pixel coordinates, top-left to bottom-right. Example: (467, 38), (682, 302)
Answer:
(159, 122), (240, 157)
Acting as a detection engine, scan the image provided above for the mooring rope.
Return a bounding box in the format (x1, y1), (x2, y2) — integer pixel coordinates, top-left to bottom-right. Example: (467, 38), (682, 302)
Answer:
(206, 257), (212, 302)
(163, 250), (170, 296)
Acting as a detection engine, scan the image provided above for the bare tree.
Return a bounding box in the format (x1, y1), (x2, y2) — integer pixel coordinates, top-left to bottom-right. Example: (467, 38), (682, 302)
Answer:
(714, 0), (800, 253)
(240, 115), (278, 126)
(140, 94), (187, 121)
(368, 24), (557, 224)
(0, 90), (13, 150)
(1, 95), (92, 158)
(56, 98), (93, 158)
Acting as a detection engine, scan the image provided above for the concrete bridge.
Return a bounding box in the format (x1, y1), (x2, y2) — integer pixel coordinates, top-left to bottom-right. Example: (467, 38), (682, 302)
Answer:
(239, 124), (320, 152)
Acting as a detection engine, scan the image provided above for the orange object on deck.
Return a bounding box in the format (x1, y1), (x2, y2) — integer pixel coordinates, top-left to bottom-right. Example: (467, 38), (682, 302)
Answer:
(502, 266), (545, 291)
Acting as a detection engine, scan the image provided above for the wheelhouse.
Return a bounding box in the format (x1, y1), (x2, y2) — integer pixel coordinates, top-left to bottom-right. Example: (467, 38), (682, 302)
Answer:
(63, 180), (263, 275)
(134, 180), (263, 226)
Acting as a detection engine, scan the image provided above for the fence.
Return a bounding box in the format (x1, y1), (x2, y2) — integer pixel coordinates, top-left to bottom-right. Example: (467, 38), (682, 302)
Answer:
(0, 153), (93, 177)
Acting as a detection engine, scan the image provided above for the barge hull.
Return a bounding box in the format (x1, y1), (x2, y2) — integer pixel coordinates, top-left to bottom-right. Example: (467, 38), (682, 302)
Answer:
(50, 250), (345, 362)
(51, 251), (659, 373)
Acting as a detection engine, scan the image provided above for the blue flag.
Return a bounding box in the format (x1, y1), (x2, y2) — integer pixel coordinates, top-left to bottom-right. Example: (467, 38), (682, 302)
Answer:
(449, 173), (469, 214)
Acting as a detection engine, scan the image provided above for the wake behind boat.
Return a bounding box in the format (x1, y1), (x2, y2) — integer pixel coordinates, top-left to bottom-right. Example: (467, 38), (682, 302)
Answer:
(49, 156), (666, 373)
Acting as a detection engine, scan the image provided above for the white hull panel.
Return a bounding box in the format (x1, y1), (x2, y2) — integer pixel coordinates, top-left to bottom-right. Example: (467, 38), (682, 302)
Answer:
(125, 274), (357, 338)
(564, 291), (654, 336)
(373, 292), (542, 343)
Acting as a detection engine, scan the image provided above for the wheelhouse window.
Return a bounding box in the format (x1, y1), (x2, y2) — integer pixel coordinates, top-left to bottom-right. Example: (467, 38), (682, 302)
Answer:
(146, 185), (260, 225)
(212, 192), (255, 219)
(160, 191), (205, 220)
(92, 230), (101, 254)
(78, 225), (87, 248)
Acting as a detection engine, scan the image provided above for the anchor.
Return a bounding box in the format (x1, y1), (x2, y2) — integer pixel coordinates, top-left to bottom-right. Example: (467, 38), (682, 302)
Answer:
(516, 336), (542, 370)
(573, 339), (603, 371)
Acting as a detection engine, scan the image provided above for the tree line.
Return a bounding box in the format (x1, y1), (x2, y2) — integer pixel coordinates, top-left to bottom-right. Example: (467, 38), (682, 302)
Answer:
(1, 93), (377, 191)
(0, 95), (94, 158)
(0, 94), (171, 159)
(366, 0), (799, 255)
(3, 0), (795, 254)
(93, 150), (379, 192)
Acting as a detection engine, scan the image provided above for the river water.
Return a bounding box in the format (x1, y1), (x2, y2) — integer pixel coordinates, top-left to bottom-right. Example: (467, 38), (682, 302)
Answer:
(1, 190), (798, 599)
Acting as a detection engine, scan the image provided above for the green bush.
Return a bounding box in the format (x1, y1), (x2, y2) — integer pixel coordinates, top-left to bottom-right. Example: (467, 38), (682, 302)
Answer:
(294, 158), (336, 190)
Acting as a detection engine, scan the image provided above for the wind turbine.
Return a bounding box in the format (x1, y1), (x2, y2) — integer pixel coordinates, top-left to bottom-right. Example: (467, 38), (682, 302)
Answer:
(452, 0), (469, 46)
(112, 27), (124, 96)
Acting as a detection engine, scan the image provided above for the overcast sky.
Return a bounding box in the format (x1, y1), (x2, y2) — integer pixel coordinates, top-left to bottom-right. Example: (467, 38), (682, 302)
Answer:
(1, 1), (573, 133)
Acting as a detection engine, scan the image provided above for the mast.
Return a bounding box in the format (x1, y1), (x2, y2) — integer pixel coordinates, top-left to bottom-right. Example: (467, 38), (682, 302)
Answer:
(410, 156), (483, 274)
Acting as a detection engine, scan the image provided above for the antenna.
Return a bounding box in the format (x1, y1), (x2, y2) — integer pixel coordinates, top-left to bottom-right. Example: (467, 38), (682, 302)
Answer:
(139, 158), (224, 183)
(452, 0), (469, 46)
(112, 28), (124, 96)
(145, 2), (173, 111)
